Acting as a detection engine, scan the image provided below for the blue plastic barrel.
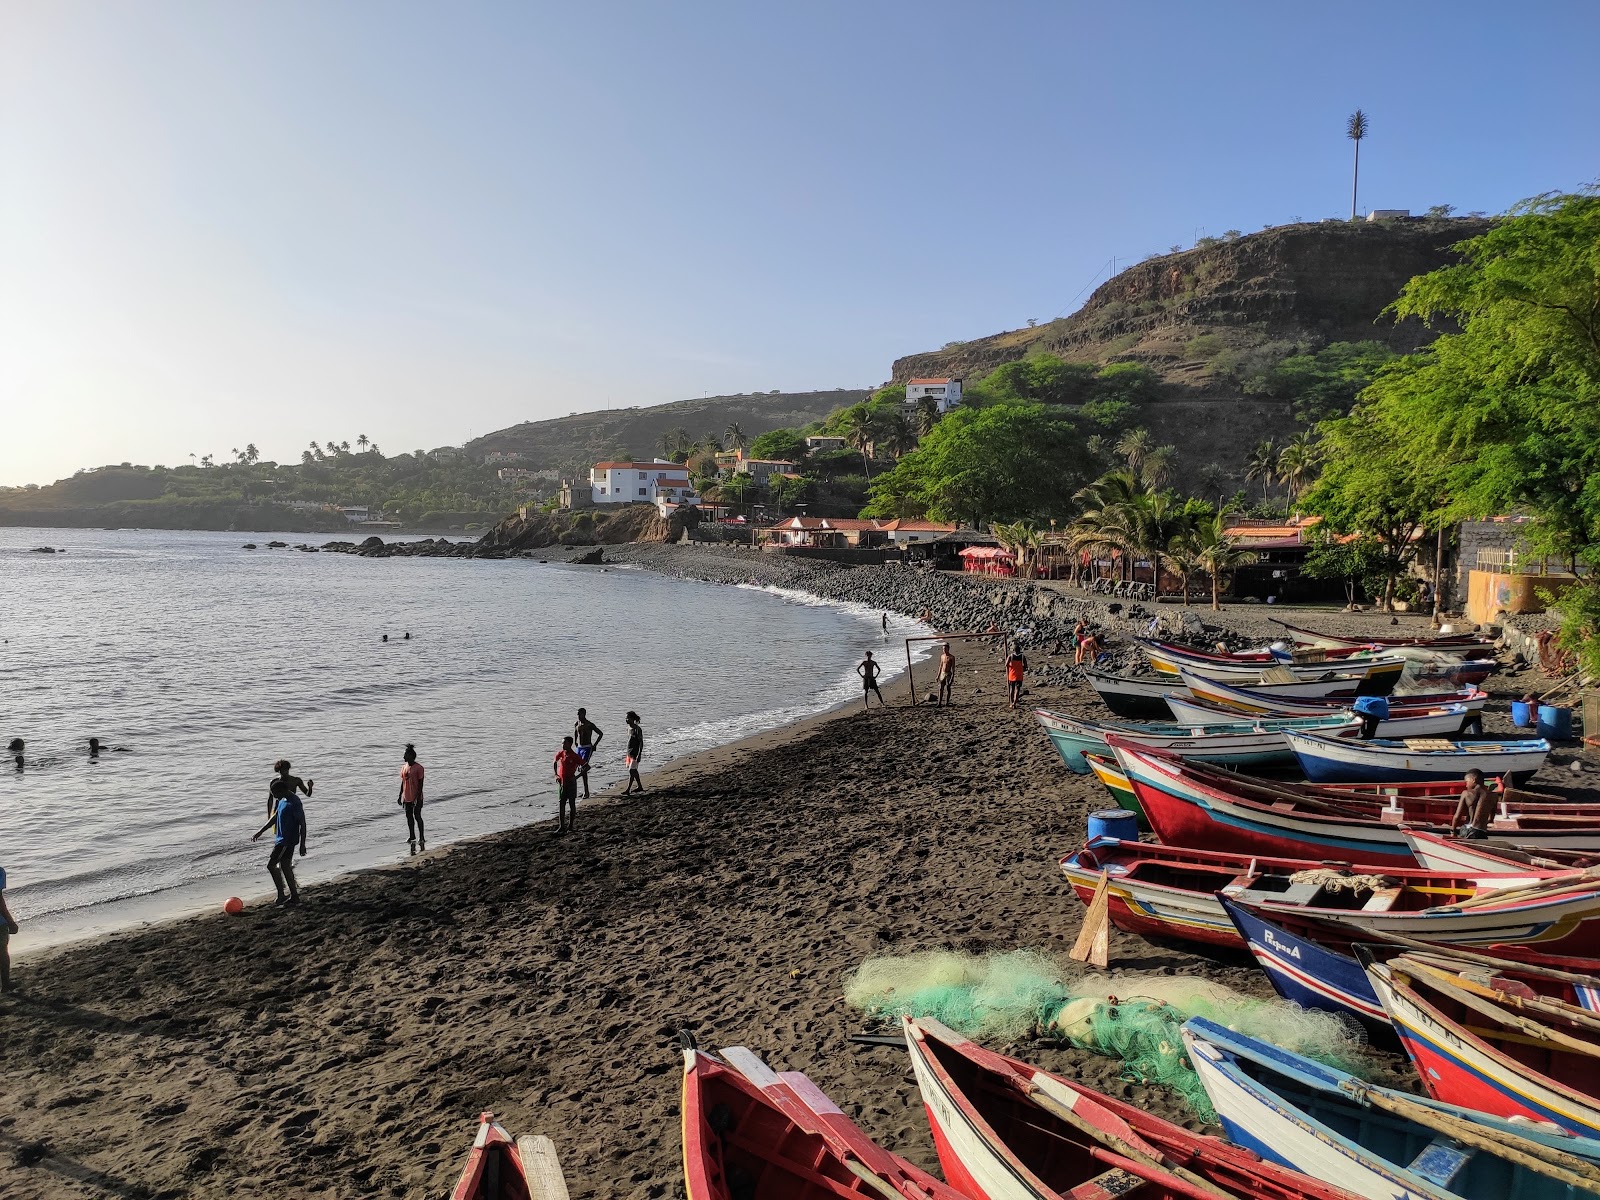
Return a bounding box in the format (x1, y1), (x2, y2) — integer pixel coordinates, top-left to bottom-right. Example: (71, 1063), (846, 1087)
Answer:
(1087, 809), (1139, 843)
(1537, 705), (1573, 741)
(1510, 700), (1534, 727)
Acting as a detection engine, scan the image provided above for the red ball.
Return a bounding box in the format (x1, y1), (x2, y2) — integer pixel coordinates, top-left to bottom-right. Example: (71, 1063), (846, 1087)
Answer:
(223, 896), (244, 915)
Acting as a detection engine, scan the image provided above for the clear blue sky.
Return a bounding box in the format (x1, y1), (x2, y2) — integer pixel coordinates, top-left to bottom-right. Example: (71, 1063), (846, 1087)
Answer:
(2, 1), (1595, 485)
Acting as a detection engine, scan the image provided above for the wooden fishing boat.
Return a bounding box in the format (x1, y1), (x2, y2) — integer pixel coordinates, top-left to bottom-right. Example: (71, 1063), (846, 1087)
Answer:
(1083, 668), (1180, 719)
(1165, 693), (1479, 738)
(1182, 1016), (1600, 1200)
(1139, 638), (1408, 691)
(1057, 836), (1598, 952)
(1270, 617), (1498, 660)
(449, 1112), (568, 1200)
(1282, 729), (1550, 785)
(1368, 956), (1600, 1139)
(1035, 707), (1357, 774)
(1181, 669), (1488, 719)
(1110, 742), (1600, 865)
(1411, 658), (1501, 689)
(1404, 829), (1600, 875)
(903, 1015), (1362, 1200)
(681, 1043), (967, 1200)
(1220, 895), (1600, 1039)
(1175, 666), (1398, 702)
(1085, 752), (1148, 822)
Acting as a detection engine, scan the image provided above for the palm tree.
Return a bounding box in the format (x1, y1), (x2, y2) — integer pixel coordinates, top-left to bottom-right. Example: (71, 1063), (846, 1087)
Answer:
(882, 411), (917, 459)
(659, 428), (690, 459)
(914, 395), (941, 438)
(1067, 470), (1147, 585)
(368, 443), (380, 458)
(1139, 444), (1177, 491)
(309, 441), (322, 460)
(243, 443), (259, 464)
(842, 403), (879, 480)
(992, 520), (1041, 578)
(724, 423), (749, 454)
(1276, 431), (1320, 501)
(1183, 510), (1259, 611)
(1347, 109), (1369, 220)
(1244, 440), (1279, 505)
(1116, 428), (1155, 473)
(356, 434), (369, 452)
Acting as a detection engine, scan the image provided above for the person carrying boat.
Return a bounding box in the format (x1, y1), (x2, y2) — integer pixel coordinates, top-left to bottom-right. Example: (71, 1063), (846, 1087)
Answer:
(572, 709), (603, 799)
(268, 759), (313, 820)
(936, 643), (956, 707)
(553, 736), (584, 833)
(857, 651), (885, 708)
(397, 743), (425, 852)
(623, 711), (645, 795)
(1005, 647), (1028, 710)
(1449, 769), (1495, 840)
(252, 777), (308, 905)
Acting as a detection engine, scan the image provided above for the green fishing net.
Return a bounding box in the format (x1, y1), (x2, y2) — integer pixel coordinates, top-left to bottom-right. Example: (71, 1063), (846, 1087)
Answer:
(844, 950), (1372, 1121)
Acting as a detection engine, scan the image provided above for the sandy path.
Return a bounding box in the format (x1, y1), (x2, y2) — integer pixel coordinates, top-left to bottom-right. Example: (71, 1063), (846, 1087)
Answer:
(0, 653), (1251, 1200)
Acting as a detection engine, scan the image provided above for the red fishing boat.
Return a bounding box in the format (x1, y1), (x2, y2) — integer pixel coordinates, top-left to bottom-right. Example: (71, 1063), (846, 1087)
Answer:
(681, 1042), (968, 1200)
(903, 1016), (1363, 1200)
(449, 1112), (568, 1200)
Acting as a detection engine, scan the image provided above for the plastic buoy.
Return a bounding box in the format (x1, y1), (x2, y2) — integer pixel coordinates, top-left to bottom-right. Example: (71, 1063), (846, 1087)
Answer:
(223, 896), (244, 915)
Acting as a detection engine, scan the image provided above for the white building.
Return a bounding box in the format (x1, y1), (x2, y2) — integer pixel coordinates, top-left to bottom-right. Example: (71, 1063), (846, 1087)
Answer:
(905, 377), (963, 414)
(590, 460), (699, 508)
(481, 451), (523, 465)
(804, 435), (847, 453)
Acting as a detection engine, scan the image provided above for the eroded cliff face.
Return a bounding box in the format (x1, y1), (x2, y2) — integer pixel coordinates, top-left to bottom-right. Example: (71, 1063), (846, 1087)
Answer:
(891, 217), (1490, 386)
(474, 502), (690, 551)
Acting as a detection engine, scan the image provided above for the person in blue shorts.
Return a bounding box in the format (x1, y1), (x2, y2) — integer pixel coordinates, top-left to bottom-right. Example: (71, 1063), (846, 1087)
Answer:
(252, 777), (308, 905)
(572, 708), (604, 798)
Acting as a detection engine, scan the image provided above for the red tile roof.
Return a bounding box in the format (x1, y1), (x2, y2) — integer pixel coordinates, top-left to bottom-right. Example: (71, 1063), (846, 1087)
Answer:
(878, 519), (957, 532)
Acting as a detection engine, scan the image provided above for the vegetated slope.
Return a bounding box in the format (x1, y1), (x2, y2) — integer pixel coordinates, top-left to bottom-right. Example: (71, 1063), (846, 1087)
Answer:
(892, 217), (1492, 486)
(465, 389), (870, 472)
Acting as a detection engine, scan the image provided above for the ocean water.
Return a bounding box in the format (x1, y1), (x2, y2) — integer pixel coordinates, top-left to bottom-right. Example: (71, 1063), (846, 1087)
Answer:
(0, 529), (928, 947)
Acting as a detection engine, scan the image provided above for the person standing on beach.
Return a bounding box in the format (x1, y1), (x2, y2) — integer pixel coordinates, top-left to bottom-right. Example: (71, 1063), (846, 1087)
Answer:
(1005, 646), (1029, 710)
(0, 867), (18, 993)
(623, 711), (645, 795)
(936, 643), (956, 707)
(252, 778), (307, 905)
(553, 736), (584, 832)
(268, 759), (313, 820)
(397, 743), (425, 852)
(881, 612), (889, 634)
(572, 709), (603, 798)
(857, 650), (885, 709)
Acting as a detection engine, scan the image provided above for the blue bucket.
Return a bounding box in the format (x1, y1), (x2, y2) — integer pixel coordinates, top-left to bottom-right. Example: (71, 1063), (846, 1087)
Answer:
(1510, 700), (1534, 728)
(1537, 705), (1573, 741)
(1087, 809), (1139, 843)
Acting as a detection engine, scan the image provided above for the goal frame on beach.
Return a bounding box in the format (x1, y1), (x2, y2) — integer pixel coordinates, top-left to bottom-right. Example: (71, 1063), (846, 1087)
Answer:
(901, 632), (999, 706)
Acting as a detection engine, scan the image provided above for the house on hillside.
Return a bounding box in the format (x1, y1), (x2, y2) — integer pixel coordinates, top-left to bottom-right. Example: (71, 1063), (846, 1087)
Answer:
(804, 435), (846, 453)
(904, 377), (963, 414)
(588, 460), (700, 511)
(737, 458), (799, 488)
(481, 451), (523, 465)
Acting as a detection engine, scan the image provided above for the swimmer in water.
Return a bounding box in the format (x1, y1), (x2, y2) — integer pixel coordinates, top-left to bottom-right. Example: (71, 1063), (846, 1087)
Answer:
(382, 633), (389, 642)
(7, 738), (21, 769)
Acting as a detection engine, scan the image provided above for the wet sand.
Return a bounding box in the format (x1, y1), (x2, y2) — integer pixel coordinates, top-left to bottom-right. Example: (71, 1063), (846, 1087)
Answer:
(0, 649), (1258, 1200)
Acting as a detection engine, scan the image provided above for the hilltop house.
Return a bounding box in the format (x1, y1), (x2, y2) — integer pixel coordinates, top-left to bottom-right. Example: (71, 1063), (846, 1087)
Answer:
(588, 460), (699, 511)
(804, 435), (846, 453)
(481, 451), (523, 465)
(905, 377), (963, 414)
(737, 458), (800, 488)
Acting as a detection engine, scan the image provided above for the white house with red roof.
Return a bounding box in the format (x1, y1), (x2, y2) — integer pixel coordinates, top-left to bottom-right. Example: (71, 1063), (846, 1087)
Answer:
(589, 459), (699, 510)
(904, 376), (963, 414)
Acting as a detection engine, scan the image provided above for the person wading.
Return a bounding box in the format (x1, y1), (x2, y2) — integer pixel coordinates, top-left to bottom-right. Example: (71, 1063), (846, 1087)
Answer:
(857, 650), (885, 709)
(573, 708), (604, 799)
(623, 711), (645, 795)
(398, 743), (425, 853)
(553, 736), (584, 833)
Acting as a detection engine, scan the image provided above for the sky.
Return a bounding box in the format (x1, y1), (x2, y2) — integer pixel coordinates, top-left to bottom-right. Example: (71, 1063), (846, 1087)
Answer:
(1, 2), (1596, 486)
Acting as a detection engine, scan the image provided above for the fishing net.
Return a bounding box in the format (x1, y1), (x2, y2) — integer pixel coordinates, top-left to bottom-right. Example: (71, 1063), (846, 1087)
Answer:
(845, 951), (1372, 1121)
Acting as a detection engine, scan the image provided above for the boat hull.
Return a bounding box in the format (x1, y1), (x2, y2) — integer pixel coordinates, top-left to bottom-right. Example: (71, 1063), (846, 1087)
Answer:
(1036, 707), (1351, 774)
(1282, 729), (1551, 785)
(1084, 669), (1177, 720)
(1166, 694), (1474, 738)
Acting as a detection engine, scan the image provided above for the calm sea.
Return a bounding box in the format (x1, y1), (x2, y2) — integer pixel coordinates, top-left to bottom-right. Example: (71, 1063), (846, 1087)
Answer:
(0, 529), (927, 948)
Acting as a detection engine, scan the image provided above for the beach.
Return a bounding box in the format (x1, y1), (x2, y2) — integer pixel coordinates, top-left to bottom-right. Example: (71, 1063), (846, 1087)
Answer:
(3, 549), (1592, 1200)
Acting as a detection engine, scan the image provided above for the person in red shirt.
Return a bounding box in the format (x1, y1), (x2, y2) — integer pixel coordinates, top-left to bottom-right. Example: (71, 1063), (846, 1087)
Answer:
(397, 743), (425, 853)
(553, 736), (584, 833)
(1005, 647), (1028, 710)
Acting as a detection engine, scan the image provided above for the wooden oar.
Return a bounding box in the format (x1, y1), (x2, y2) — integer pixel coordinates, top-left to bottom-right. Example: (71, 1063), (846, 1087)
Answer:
(1336, 1079), (1600, 1192)
(1392, 958), (1600, 1059)
(1453, 865), (1600, 910)
(1070, 871), (1112, 969)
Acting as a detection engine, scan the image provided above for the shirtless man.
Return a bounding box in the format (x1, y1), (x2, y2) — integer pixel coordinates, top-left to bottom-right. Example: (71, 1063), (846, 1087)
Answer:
(857, 651), (885, 709)
(269, 759), (313, 820)
(572, 709), (603, 798)
(1450, 769), (1495, 840)
(936, 643), (956, 707)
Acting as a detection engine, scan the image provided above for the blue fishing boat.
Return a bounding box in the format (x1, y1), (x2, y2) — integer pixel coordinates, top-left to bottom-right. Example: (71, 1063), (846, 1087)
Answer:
(1182, 1016), (1600, 1200)
(1034, 707), (1357, 774)
(1281, 729), (1550, 785)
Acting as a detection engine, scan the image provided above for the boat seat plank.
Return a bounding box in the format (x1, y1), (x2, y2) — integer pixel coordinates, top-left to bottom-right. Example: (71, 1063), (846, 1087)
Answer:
(1404, 738), (1456, 751)
(1068, 1166), (1153, 1200)
(516, 1135), (571, 1200)
(1362, 887), (1404, 913)
(1407, 1137), (1475, 1189)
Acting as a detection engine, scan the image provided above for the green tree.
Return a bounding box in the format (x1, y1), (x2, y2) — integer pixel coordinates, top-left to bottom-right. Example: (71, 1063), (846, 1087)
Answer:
(841, 403), (881, 480)
(748, 428), (808, 462)
(914, 394), (942, 437)
(1175, 509), (1259, 610)
(1302, 532), (1397, 607)
(1092, 362), (1161, 406)
(1275, 430), (1320, 501)
(1244, 440), (1279, 504)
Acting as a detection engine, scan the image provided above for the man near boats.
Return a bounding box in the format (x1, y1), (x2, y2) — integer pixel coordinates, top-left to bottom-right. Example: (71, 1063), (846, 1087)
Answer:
(398, 743), (425, 852)
(936, 643), (956, 707)
(623, 711), (645, 795)
(1005, 646), (1028, 710)
(857, 650), (885, 708)
(573, 709), (603, 799)
(252, 777), (307, 905)
(553, 736), (584, 833)
(1450, 769), (1495, 840)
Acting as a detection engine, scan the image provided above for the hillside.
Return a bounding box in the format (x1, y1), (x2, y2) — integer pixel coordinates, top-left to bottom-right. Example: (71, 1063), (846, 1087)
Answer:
(464, 388), (870, 472)
(891, 216), (1493, 488)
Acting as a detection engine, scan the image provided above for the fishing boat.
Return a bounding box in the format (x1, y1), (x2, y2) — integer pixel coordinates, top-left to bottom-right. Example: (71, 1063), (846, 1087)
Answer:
(1176, 665), (1406, 702)
(681, 1042), (968, 1200)
(1035, 707), (1357, 774)
(1180, 670), (1488, 719)
(448, 1112), (567, 1200)
(1270, 617), (1498, 660)
(1281, 729), (1550, 785)
(1404, 829), (1600, 875)
(1083, 668), (1181, 719)
(1220, 895), (1600, 1039)
(1057, 836), (1600, 953)
(1368, 956), (1600, 1139)
(1182, 1016), (1600, 1200)
(1411, 658), (1501, 689)
(1110, 741), (1600, 865)
(1139, 638), (1408, 691)
(902, 1015), (1362, 1200)
(1165, 693), (1479, 738)
(1085, 752), (1146, 821)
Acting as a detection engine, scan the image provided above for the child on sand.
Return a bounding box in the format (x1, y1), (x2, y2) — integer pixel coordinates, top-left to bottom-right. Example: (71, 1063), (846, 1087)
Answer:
(623, 712), (645, 795)
(0, 866), (18, 993)
(554, 736), (584, 833)
(398, 743), (425, 852)
(1005, 647), (1028, 709)
(252, 778), (308, 905)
